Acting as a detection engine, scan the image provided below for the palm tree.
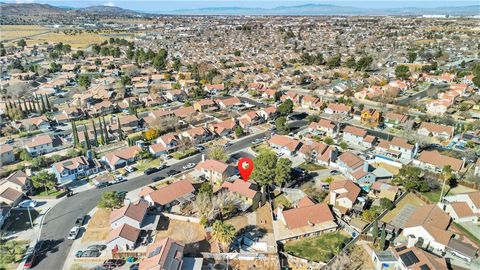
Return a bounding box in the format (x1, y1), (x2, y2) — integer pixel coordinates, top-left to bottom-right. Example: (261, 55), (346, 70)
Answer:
(439, 165), (452, 202)
(211, 220), (235, 252)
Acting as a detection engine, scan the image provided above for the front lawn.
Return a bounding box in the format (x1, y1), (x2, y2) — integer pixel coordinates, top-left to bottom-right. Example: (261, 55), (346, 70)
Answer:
(421, 186), (449, 203)
(171, 148), (199, 160)
(298, 162), (327, 172)
(34, 188), (64, 197)
(135, 158), (163, 171)
(284, 232), (351, 262)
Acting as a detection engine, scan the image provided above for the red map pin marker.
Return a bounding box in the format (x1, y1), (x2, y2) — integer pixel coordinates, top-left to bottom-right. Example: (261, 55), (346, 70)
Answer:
(238, 157), (254, 182)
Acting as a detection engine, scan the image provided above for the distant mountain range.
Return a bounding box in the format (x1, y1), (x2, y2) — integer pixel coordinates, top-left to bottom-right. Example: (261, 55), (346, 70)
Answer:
(1, 2), (479, 17)
(168, 3), (480, 16)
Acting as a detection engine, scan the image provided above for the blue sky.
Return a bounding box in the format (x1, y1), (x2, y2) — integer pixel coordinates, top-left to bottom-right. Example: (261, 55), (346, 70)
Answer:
(5, 1), (479, 12)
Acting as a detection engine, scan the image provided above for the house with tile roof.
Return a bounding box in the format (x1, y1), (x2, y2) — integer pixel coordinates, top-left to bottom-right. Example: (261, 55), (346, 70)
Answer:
(0, 171), (32, 196)
(106, 223), (140, 251)
(144, 179), (195, 210)
(298, 140), (338, 166)
(193, 159), (231, 185)
(180, 127), (214, 145)
(274, 199), (337, 242)
(221, 179), (261, 211)
(336, 151), (374, 185)
(384, 112), (408, 128)
(389, 244), (449, 270)
(402, 205), (453, 252)
(103, 145), (142, 170)
(0, 144), (15, 166)
(0, 187), (23, 206)
(193, 99), (218, 112)
(139, 237), (184, 270)
(209, 119), (237, 137)
(51, 155), (102, 184)
(25, 134), (54, 156)
(413, 150), (464, 174)
(342, 125), (370, 147)
(375, 137), (417, 160)
(327, 180), (361, 215)
(439, 191), (480, 223)
(110, 200), (149, 229)
(324, 103), (352, 115)
(268, 135), (302, 156)
(417, 122), (454, 140)
(257, 106), (277, 121)
(308, 119), (337, 138)
(12, 115), (50, 131)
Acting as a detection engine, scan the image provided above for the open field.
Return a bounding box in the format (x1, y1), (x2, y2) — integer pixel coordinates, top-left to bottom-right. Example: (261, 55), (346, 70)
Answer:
(82, 208), (111, 243)
(284, 232), (351, 262)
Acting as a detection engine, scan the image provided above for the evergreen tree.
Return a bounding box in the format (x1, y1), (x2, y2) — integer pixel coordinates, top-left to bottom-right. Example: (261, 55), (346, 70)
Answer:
(117, 118), (124, 140)
(83, 125), (91, 150)
(380, 225), (387, 250)
(128, 99), (135, 115)
(91, 119), (98, 147)
(44, 94), (51, 111)
(40, 95), (46, 113)
(72, 121), (79, 147)
(372, 220), (379, 243)
(102, 117), (109, 144)
(98, 118), (105, 145)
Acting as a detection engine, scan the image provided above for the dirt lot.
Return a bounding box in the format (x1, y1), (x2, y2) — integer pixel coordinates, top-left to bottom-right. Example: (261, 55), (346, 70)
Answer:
(155, 217), (209, 255)
(82, 208), (111, 243)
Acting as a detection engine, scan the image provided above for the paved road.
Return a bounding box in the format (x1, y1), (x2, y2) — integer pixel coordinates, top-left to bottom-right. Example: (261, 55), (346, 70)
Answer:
(35, 131), (272, 270)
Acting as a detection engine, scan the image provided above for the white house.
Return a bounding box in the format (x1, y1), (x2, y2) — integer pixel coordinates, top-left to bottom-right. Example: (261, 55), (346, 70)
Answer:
(109, 200), (148, 229)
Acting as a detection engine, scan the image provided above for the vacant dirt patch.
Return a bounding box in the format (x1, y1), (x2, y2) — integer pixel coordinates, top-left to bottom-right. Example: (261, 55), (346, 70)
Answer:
(82, 208), (111, 243)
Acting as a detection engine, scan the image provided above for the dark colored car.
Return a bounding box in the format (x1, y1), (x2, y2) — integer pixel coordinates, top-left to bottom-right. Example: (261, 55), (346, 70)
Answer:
(75, 216), (87, 226)
(130, 264), (139, 270)
(23, 253), (36, 269)
(166, 169), (179, 176)
(158, 164), (168, 170)
(96, 182), (109, 189)
(103, 259), (125, 268)
(33, 240), (50, 253)
(152, 175), (165, 182)
(144, 167), (159, 175)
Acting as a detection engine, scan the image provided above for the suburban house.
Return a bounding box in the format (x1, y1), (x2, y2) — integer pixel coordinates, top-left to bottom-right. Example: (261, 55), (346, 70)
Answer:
(402, 204), (453, 252)
(13, 115), (50, 131)
(342, 126), (371, 147)
(327, 180), (361, 215)
(139, 237), (184, 270)
(337, 151), (369, 182)
(0, 171), (32, 203)
(239, 111), (264, 130)
(216, 96), (242, 109)
(181, 127), (213, 144)
(257, 106), (277, 121)
(439, 191), (479, 223)
(375, 137), (417, 160)
(413, 150), (464, 174)
(154, 133), (182, 153)
(110, 200), (149, 229)
(417, 122), (454, 140)
(193, 99), (218, 112)
(25, 134), (54, 156)
(0, 187), (24, 207)
(308, 119), (337, 137)
(298, 140), (338, 166)
(144, 179), (195, 210)
(384, 112), (408, 128)
(54, 107), (86, 123)
(193, 159), (230, 185)
(51, 155), (102, 184)
(0, 144), (15, 166)
(324, 103), (352, 115)
(209, 119), (237, 137)
(268, 135), (302, 156)
(360, 108), (382, 127)
(112, 114), (140, 134)
(165, 89), (186, 102)
(103, 145), (143, 170)
(370, 182), (400, 202)
(106, 223), (140, 251)
(274, 197), (337, 242)
(387, 244), (449, 270)
(144, 109), (176, 126)
(221, 179), (262, 211)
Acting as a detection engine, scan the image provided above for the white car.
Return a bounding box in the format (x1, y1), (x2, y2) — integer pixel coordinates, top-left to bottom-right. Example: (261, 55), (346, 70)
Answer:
(161, 154), (172, 160)
(68, 226), (80, 240)
(182, 163), (196, 170)
(125, 166), (135, 173)
(18, 200), (37, 208)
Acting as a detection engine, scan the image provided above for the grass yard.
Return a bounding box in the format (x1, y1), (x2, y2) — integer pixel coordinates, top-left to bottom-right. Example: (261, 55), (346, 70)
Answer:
(82, 208), (111, 243)
(33, 188), (64, 197)
(421, 187), (449, 203)
(252, 143), (274, 154)
(171, 148), (199, 160)
(298, 162), (327, 172)
(135, 158), (163, 171)
(284, 232), (351, 262)
(273, 194), (292, 208)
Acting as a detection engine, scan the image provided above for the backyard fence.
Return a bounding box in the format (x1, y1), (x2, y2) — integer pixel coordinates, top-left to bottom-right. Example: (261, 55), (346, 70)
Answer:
(162, 212), (200, 223)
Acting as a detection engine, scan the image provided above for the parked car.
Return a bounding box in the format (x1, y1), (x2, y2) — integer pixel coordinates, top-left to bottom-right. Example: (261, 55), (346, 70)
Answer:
(103, 259), (126, 268)
(95, 182), (109, 189)
(152, 175), (165, 182)
(331, 170), (340, 175)
(4, 138), (14, 144)
(130, 263), (139, 270)
(33, 240), (49, 252)
(76, 249), (101, 258)
(110, 176), (126, 184)
(161, 154), (172, 160)
(75, 216), (87, 226)
(252, 138), (262, 145)
(195, 145), (205, 151)
(87, 244), (106, 251)
(68, 226), (80, 240)
(158, 164), (168, 170)
(144, 167), (159, 175)
(166, 169), (179, 176)
(125, 166), (135, 173)
(23, 253), (36, 269)
(224, 142), (233, 148)
(182, 163), (196, 170)
(18, 200), (37, 208)
(116, 191), (127, 198)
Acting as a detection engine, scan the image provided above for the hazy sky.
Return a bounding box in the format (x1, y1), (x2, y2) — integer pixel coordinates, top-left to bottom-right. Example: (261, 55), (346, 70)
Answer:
(5, 1), (479, 12)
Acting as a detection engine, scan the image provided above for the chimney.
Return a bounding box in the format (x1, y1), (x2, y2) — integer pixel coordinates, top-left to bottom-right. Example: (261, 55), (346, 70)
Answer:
(363, 161), (369, 172)
(330, 191), (337, 205)
(407, 235), (417, 248)
(201, 154), (205, 162)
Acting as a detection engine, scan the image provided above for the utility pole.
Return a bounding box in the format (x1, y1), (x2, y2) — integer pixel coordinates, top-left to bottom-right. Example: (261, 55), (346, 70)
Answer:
(27, 206), (33, 229)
